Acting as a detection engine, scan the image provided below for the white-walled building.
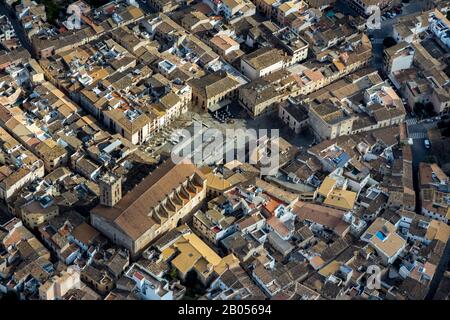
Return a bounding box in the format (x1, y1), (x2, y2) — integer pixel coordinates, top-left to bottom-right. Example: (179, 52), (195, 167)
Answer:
(240, 47), (285, 80)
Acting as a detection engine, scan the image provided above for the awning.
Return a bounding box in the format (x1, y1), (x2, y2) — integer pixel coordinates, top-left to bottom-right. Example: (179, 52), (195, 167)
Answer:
(208, 99), (231, 112)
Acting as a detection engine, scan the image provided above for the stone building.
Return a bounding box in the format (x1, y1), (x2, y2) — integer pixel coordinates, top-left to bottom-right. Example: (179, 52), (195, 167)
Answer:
(99, 174), (122, 208)
(91, 161), (207, 257)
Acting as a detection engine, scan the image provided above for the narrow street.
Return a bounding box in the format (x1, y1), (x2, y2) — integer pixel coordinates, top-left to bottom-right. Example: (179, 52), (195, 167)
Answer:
(364, 0), (431, 69)
(406, 119), (449, 300)
(0, 1), (34, 55)
(406, 118), (439, 216)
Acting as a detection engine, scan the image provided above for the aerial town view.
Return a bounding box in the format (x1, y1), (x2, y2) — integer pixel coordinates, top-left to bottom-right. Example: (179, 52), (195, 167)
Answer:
(0, 0), (449, 305)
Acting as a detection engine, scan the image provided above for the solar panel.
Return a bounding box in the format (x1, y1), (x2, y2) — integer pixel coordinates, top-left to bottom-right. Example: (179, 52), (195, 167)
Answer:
(363, 233), (373, 241)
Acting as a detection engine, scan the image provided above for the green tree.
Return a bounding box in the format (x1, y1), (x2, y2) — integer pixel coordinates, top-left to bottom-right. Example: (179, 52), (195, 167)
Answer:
(41, 0), (62, 24)
(169, 268), (178, 280)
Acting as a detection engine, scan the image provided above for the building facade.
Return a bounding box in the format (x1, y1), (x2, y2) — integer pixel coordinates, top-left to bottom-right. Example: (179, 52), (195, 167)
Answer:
(91, 161), (207, 257)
